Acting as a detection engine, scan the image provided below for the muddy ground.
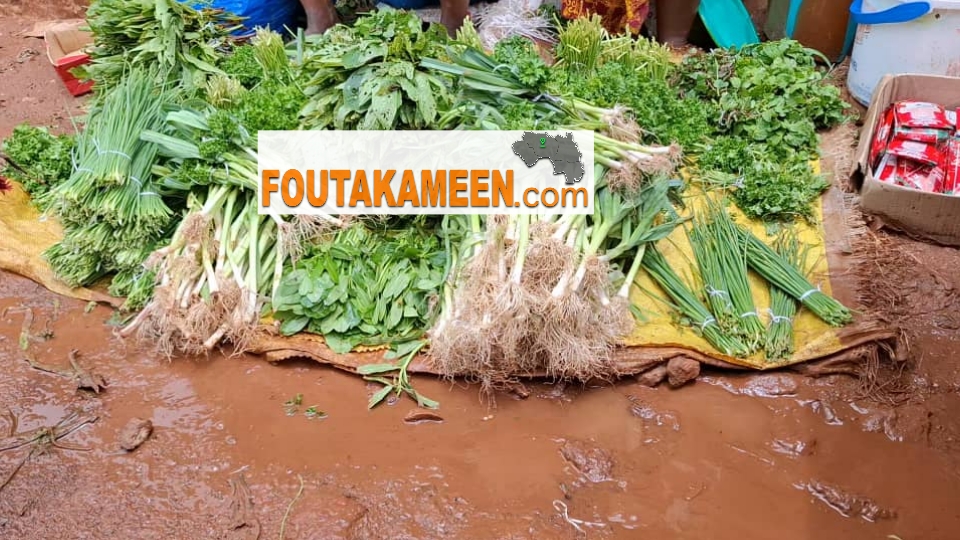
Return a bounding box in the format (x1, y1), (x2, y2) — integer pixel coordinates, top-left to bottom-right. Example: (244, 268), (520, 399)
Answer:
(2, 2), (960, 539)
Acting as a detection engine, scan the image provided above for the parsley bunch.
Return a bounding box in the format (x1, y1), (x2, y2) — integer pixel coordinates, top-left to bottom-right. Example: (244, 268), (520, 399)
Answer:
(1, 124), (75, 209)
(677, 40), (849, 222)
(492, 36), (551, 90)
(552, 61), (716, 149)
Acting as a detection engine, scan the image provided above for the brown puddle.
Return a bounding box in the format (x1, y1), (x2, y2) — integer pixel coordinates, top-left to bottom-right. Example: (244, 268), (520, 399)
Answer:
(3, 272), (960, 539)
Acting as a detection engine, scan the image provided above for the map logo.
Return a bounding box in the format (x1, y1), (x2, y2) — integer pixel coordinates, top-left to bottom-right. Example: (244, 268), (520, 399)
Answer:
(512, 132), (585, 185)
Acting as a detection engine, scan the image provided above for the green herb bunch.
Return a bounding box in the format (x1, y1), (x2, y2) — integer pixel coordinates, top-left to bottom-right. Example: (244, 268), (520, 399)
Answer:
(0, 125), (75, 209)
(678, 40), (848, 222)
(552, 61), (716, 149)
(217, 44), (262, 89)
(492, 36), (551, 89)
(678, 39), (847, 155)
(299, 8), (454, 130)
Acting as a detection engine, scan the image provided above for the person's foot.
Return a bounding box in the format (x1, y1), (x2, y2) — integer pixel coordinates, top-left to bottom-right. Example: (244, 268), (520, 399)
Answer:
(305, 3), (340, 35)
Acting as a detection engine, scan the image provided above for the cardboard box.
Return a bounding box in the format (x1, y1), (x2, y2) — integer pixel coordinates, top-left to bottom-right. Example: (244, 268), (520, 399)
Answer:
(852, 74), (960, 246)
(43, 21), (94, 97)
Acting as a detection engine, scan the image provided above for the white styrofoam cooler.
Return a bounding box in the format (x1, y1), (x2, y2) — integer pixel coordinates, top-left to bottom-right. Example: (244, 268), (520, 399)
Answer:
(847, 0), (960, 106)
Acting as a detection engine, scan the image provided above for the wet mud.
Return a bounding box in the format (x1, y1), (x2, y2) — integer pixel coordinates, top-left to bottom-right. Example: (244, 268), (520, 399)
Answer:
(3, 3), (960, 539)
(3, 271), (960, 539)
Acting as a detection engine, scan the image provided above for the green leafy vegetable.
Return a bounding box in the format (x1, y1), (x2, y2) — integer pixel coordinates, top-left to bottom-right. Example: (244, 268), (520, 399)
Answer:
(491, 36), (551, 89)
(271, 222), (452, 353)
(0, 124), (75, 208)
(677, 40), (848, 221)
(218, 44), (262, 88)
(78, 0), (243, 93)
(299, 8), (454, 130)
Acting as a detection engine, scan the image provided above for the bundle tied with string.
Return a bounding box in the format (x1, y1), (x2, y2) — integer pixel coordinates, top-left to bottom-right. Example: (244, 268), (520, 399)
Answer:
(44, 68), (176, 309)
(738, 227), (852, 328)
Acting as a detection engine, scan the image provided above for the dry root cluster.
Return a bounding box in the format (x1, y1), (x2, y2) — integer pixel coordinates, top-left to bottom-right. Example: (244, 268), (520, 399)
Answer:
(120, 214), (257, 357)
(429, 219), (633, 393)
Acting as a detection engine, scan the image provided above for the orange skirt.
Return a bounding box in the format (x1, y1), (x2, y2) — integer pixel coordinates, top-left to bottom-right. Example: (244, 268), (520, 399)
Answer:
(561, 0), (651, 35)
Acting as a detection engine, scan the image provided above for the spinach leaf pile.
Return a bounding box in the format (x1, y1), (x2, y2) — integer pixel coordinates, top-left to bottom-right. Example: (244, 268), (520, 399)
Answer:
(271, 222), (451, 353)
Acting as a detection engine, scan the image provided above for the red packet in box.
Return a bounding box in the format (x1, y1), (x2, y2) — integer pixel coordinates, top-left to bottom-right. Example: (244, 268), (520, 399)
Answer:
(887, 138), (942, 167)
(894, 101), (953, 130)
(875, 154), (899, 184)
(870, 106), (895, 169)
(897, 159), (942, 193)
(939, 138), (960, 195)
(892, 125), (951, 144)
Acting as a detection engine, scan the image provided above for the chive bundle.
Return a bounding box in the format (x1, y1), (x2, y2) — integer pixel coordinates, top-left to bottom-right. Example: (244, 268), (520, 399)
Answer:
(765, 230), (804, 360)
(642, 246), (750, 357)
(44, 68), (174, 297)
(738, 227), (853, 327)
(687, 204), (765, 353)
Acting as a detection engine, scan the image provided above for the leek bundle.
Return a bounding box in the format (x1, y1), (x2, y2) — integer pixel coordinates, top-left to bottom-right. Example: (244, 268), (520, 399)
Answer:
(765, 230), (806, 360)
(429, 168), (683, 388)
(45, 68), (175, 307)
(687, 201), (764, 352)
(120, 108), (341, 355)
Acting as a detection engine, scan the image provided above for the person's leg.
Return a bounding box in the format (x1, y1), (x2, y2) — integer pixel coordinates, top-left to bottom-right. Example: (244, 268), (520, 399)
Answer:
(439, 0), (469, 36)
(655, 0), (701, 47)
(301, 0), (340, 34)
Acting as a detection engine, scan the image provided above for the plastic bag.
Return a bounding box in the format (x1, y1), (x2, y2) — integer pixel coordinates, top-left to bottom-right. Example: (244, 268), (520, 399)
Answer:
(195, 0), (305, 36)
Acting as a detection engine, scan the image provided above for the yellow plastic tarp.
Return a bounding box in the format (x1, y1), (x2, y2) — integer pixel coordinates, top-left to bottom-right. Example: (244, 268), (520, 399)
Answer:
(0, 168), (869, 371)
(624, 162), (840, 368)
(0, 181), (114, 305)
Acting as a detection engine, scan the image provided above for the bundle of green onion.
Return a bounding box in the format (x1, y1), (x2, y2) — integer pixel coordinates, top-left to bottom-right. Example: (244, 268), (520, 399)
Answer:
(641, 245), (750, 358)
(738, 227), (853, 327)
(424, 45), (681, 179)
(120, 108), (341, 355)
(687, 201), (764, 352)
(44, 68), (175, 307)
(765, 230), (805, 360)
(429, 167), (682, 386)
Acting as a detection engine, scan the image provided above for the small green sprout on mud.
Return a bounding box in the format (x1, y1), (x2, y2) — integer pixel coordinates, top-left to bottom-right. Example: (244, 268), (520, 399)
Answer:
(304, 406), (327, 420)
(283, 394), (303, 416)
(1, 308), (53, 351)
(358, 339), (438, 410)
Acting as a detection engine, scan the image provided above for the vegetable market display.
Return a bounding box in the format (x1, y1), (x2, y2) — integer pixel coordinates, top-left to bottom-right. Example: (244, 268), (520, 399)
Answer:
(0, 3), (856, 406)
